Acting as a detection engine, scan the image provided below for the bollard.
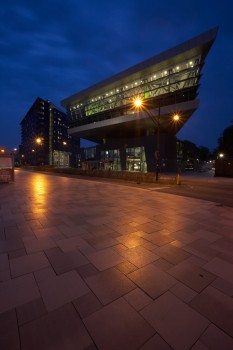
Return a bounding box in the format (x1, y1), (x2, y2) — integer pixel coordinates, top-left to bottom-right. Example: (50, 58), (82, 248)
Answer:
(176, 173), (181, 185)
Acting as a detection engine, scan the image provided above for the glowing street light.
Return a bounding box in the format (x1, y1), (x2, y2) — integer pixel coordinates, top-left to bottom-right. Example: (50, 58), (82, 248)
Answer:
(36, 137), (42, 145)
(132, 97), (180, 182)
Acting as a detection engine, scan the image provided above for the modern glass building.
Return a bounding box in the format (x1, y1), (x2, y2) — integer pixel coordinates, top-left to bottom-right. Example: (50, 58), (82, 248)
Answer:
(61, 27), (218, 172)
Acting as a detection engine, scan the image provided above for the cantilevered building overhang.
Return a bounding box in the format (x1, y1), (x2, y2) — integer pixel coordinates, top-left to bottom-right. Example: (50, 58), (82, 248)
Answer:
(61, 27), (218, 144)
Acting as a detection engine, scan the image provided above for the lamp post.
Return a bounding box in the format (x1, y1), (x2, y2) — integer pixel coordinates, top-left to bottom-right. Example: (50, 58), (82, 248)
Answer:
(35, 137), (42, 165)
(133, 97), (180, 182)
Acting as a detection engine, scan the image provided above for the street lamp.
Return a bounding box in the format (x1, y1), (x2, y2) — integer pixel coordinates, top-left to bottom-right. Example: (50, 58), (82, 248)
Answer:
(133, 97), (180, 182)
(35, 137), (42, 165)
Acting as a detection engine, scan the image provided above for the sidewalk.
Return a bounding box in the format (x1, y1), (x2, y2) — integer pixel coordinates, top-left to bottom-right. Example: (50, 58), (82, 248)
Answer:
(0, 169), (233, 350)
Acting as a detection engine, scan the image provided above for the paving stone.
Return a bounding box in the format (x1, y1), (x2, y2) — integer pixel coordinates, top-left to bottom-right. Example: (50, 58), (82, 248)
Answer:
(85, 268), (136, 305)
(45, 248), (88, 274)
(34, 266), (57, 283)
(203, 257), (233, 284)
(16, 298), (47, 325)
(8, 248), (27, 259)
(141, 291), (210, 350)
(170, 230), (200, 244)
(183, 239), (219, 261)
(210, 238), (233, 255)
(76, 263), (99, 279)
(154, 244), (190, 264)
(0, 253), (10, 282)
(119, 246), (159, 268)
(10, 251), (50, 277)
(153, 257), (174, 271)
(199, 323), (233, 350)
(87, 235), (119, 249)
(37, 270), (90, 311)
(191, 341), (209, 350)
(168, 260), (216, 292)
(56, 236), (89, 252)
(143, 231), (174, 246)
(23, 236), (57, 253)
(0, 274), (40, 313)
(20, 303), (92, 350)
(0, 238), (24, 253)
(136, 222), (161, 234)
(86, 248), (125, 271)
(189, 285), (233, 337)
(84, 298), (155, 350)
(124, 288), (152, 311)
(139, 334), (172, 350)
(116, 233), (146, 248)
(115, 260), (138, 275)
(0, 309), (20, 350)
(73, 292), (102, 318)
(211, 277), (233, 297)
(170, 282), (197, 303)
(128, 264), (177, 299)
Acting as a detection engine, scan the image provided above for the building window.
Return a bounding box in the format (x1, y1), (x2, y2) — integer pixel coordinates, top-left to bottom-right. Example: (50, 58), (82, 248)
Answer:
(100, 149), (121, 171)
(126, 147), (147, 172)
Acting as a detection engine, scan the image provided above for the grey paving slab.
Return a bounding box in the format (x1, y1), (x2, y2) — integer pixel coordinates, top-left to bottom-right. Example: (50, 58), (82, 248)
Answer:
(86, 247), (125, 270)
(153, 243), (191, 264)
(189, 285), (233, 337)
(10, 251), (50, 277)
(139, 334), (172, 350)
(84, 298), (155, 350)
(85, 267), (136, 305)
(183, 239), (219, 261)
(73, 291), (103, 318)
(141, 291), (210, 350)
(168, 260), (216, 292)
(36, 270), (90, 311)
(1, 171), (233, 349)
(128, 264), (177, 299)
(203, 257), (233, 284)
(211, 277), (233, 297)
(0, 274), (40, 313)
(119, 245), (159, 268)
(170, 281), (198, 303)
(16, 298), (47, 325)
(124, 287), (153, 311)
(0, 238), (24, 253)
(0, 309), (20, 350)
(20, 303), (93, 350)
(45, 247), (88, 274)
(22, 236), (57, 253)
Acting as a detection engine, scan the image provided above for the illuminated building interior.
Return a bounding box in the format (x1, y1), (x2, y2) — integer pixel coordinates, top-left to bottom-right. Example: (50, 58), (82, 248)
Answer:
(61, 27), (218, 172)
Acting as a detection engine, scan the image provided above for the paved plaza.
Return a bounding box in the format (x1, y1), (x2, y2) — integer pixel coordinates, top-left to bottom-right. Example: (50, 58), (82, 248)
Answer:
(0, 169), (233, 350)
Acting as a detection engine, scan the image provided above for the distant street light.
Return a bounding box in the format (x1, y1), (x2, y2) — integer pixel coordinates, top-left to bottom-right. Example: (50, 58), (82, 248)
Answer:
(133, 97), (180, 182)
(36, 137), (42, 145)
(35, 137), (43, 165)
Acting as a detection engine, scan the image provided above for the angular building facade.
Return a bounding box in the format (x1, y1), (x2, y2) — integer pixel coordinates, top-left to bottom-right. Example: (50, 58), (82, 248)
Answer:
(61, 28), (218, 172)
(20, 97), (79, 166)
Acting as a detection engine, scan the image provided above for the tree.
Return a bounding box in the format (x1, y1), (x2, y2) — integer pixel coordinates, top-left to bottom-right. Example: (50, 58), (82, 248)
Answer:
(196, 146), (211, 161)
(218, 124), (233, 157)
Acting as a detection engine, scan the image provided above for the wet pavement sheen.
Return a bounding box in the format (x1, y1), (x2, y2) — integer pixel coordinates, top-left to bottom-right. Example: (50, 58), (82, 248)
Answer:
(0, 169), (233, 350)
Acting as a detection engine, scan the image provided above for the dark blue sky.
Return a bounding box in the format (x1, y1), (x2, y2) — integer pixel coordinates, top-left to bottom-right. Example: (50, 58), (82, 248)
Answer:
(0, 0), (232, 151)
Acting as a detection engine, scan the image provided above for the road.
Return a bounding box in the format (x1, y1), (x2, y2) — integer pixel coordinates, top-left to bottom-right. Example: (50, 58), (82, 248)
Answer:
(152, 172), (233, 208)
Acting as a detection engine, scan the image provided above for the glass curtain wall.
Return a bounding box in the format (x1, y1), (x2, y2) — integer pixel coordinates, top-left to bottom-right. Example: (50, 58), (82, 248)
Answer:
(126, 147), (147, 172)
(100, 149), (121, 171)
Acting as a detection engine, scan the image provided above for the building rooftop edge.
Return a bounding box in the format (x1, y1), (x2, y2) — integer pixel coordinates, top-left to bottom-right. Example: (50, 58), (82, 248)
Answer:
(61, 26), (218, 107)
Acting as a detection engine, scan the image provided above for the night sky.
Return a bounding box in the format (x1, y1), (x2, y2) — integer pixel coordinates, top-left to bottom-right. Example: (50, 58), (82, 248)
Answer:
(1, 0), (232, 151)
